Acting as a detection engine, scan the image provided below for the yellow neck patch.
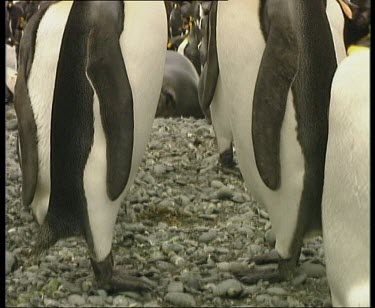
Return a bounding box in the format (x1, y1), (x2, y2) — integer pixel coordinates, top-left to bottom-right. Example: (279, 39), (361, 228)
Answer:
(347, 45), (369, 56)
(347, 32), (371, 56)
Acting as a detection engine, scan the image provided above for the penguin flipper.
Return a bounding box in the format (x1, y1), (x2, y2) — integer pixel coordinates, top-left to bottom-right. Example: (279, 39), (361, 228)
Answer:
(86, 11), (134, 202)
(13, 7), (45, 206)
(14, 70), (39, 206)
(199, 1), (219, 119)
(252, 0), (298, 190)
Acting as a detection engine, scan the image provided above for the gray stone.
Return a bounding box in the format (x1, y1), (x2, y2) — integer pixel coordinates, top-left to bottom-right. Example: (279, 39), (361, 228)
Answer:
(267, 286), (288, 295)
(198, 230), (217, 243)
(214, 279), (243, 298)
(264, 229), (276, 245)
(301, 261), (326, 278)
(68, 294), (86, 306)
(216, 186), (234, 200)
(256, 294), (272, 303)
(87, 295), (105, 306)
(165, 292), (196, 307)
(211, 180), (224, 188)
(156, 260), (176, 271)
(292, 270), (308, 286)
(44, 298), (60, 307)
(113, 295), (129, 306)
(153, 164), (167, 175)
(6, 251), (16, 274)
(167, 281), (184, 293)
(287, 296), (305, 307)
(6, 119), (18, 131)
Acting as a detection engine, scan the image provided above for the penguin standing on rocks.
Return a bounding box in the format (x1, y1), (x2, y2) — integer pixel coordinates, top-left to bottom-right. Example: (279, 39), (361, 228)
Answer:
(322, 1), (370, 306)
(201, 0), (346, 283)
(14, 1), (167, 292)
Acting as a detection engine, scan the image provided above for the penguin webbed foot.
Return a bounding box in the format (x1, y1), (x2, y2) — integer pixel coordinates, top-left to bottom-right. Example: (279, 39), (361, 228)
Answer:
(91, 252), (153, 294)
(104, 269), (153, 293)
(233, 250), (298, 285)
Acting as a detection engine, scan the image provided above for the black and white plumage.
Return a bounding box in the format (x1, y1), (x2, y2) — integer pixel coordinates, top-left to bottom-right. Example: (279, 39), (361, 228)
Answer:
(199, 0), (347, 284)
(322, 1), (370, 306)
(14, 0), (167, 292)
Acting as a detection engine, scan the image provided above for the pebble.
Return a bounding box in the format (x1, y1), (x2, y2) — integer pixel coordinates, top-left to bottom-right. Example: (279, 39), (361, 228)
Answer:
(68, 294), (86, 306)
(287, 296), (305, 307)
(214, 279), (243, 298)
(216, 186), (234, 200)
(292, 270), (308, 286)
(301, 261), (326, 278)
(43, 298), (61, 307)
(6, 119), (18, 131)
(87, 295), (105, 306)
(113, 295), (129, 306)
(5, 114), (331, 307)
(167, 281), (184, 293)
(198, 230), (217, 243)
(6, 251), (16, 275)
(165, 292), (196, 307)
(264, 229), (276, 245)
(267, 286), (288, 295)
(256, 294), (272, 303)
(211, 180), (224, 188)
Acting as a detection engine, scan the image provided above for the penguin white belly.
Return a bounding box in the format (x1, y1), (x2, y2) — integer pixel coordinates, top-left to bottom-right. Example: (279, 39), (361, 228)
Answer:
(83, 1), (167, 261)
(27, 1), (74, 225)
(217, 0), (305, 259)
(323, 50), (370, 307)
(326, 0), (347, 64)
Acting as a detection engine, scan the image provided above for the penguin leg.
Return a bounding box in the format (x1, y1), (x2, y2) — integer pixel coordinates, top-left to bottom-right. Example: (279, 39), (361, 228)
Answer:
(218, 146), (242, 179)
(210, 76), (241, 178)
(234, 247), (301, 285)
(90, 251), (152, 293)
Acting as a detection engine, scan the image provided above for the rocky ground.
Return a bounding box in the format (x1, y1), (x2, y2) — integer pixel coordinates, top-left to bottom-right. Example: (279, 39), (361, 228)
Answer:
(6, 103), (331, 307)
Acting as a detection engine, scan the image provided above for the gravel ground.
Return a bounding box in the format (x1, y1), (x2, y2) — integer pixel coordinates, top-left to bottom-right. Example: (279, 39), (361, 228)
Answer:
(6, 102), (331, 307)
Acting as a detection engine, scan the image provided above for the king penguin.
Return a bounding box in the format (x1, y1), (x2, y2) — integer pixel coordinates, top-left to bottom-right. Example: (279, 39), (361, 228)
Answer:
(200, 0), (346, 283)
(322, 1), (370, 306)
(14, 1), (167, 292)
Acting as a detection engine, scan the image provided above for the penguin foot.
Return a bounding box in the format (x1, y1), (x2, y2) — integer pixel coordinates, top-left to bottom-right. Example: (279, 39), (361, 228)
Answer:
(235, 267), (284, 285)
(103, 269), (153, 293)
(221, 165), (243, 179)
(91, 252), (153, 293)
(250, 249), (280, 265)
(218, 148), (243, 178)
(234, 250), (300, 285)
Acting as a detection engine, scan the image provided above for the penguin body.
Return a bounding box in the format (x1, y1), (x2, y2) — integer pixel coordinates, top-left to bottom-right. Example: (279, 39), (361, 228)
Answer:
(210, 0), (339, 261)
(14, 0), (166, 290)
(156, 50), (203, 119)
(322, 45), (370, 308)
(322, 1), (370, 305)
